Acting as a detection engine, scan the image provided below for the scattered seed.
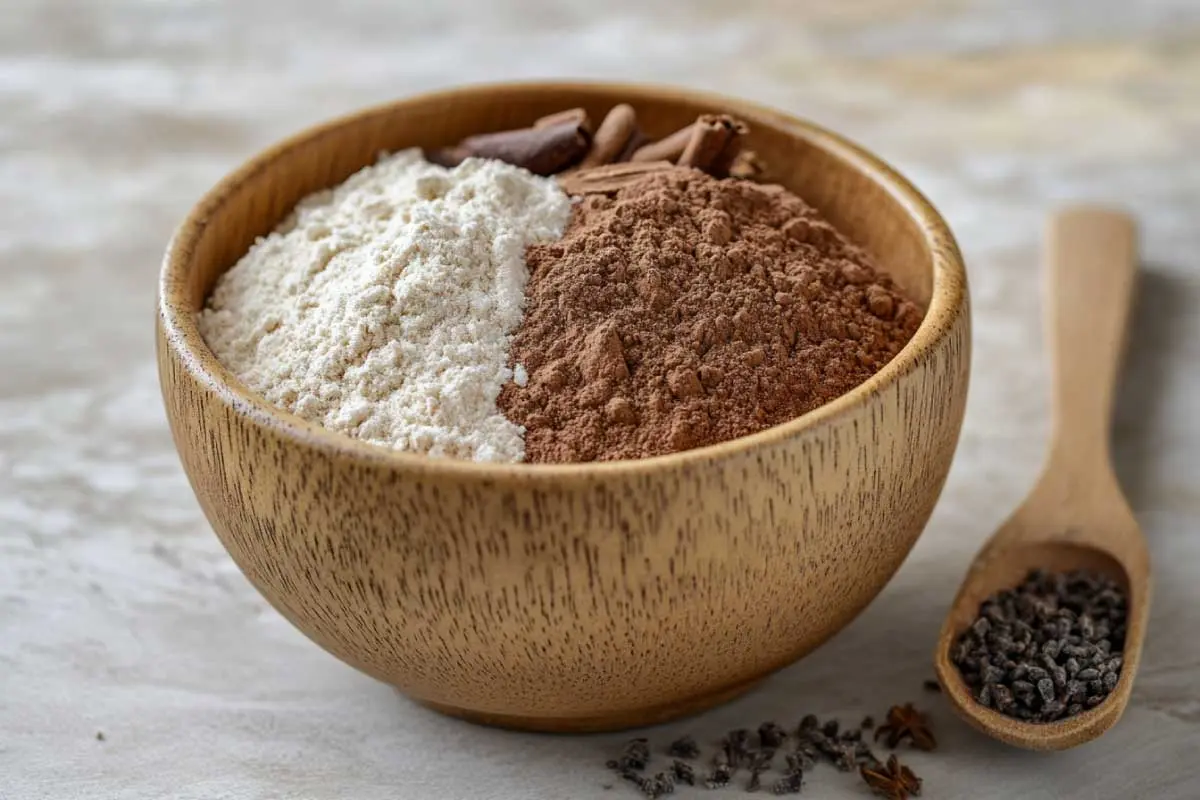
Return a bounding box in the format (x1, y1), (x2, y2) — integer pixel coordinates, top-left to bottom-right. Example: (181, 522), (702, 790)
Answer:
(667, 735), (700, 760)
(771, 769), (803, 795)
(747, 750), (774, 793)
(616, 738), (650, 771)
(724, 728), (753, 768)
(705, 762), (733, 789)
(637, 772), (675, 799)
(606, 711), (933, 795)
(670, 760), (695, 786)
(758, 721), (788, 749)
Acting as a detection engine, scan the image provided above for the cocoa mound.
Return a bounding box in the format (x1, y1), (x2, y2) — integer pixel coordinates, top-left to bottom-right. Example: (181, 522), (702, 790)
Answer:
(498, 167), (923, 463)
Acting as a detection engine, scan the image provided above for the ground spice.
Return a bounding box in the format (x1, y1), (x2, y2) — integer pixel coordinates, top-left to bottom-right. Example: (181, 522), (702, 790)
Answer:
(499, 167), (923, 463)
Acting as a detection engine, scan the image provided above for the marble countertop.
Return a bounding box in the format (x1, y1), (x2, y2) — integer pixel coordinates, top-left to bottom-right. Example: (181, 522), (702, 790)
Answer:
(2, 1), (1198, 797)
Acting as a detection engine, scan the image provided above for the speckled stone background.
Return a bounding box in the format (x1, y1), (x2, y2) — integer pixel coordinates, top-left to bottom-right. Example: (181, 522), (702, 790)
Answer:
(2, 1), (1198, 798)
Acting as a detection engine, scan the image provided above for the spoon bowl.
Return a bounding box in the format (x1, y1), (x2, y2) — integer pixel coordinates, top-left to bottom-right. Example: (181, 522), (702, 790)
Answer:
(935, 491), (1150, 750)
(934, 207), (1150, 750)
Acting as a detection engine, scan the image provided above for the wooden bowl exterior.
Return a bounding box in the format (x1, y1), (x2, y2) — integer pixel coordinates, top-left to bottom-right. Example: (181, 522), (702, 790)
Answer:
(156, 82), (970, 731)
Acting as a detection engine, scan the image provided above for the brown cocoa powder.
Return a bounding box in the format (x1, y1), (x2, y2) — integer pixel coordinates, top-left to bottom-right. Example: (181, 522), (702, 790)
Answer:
(498, 167), (923, 463)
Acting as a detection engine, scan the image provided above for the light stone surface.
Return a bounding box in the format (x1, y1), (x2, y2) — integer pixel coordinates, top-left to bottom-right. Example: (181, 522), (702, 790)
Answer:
(2, 1), (1198, 797)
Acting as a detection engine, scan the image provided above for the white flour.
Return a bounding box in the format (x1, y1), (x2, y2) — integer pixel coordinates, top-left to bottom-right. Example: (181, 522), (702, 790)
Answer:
(198, 149), (570, 462)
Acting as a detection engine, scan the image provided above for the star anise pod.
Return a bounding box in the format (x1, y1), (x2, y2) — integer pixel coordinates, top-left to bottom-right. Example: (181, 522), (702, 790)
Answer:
(861, 754), (922, 799)
(874, 703), (936, 751)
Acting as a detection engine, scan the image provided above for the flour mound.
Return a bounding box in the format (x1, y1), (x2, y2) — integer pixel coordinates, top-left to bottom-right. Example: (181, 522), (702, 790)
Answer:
(198, 149), (570, 462)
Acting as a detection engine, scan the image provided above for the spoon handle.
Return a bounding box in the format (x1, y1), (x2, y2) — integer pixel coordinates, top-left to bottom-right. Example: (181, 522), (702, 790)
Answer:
(1045, 207), (1138, 472)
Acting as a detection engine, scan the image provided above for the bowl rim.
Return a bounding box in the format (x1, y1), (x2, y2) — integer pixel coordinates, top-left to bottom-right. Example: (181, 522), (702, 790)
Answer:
(158, 79), (967, 484)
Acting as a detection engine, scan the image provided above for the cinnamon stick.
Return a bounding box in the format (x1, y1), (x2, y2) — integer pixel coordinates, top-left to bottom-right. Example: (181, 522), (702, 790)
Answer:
(433, 120), (589, 175)
(709, 118), (750, 177)
(678, 114), (735, 171)
(426, 108), (754, 181)
(557, 161), (677, 195)
(534, 107), (593, 137)
(630, 122), (696, 163)
(579, 104), (638, 168)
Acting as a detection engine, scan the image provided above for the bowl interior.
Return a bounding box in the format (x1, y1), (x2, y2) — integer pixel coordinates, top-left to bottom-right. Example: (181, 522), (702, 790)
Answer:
(172, 83), (937, 322)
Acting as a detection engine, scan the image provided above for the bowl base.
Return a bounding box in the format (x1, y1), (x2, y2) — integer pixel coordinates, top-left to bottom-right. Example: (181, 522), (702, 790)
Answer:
(412, 675), (764, 733)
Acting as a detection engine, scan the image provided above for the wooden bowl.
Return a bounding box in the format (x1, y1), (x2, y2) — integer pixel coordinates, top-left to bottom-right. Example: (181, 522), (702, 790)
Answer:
(157, 81), (971, 732)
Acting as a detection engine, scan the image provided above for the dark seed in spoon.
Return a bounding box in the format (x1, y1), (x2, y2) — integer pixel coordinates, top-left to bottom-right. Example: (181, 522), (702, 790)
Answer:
(951, 569), (1128, 723)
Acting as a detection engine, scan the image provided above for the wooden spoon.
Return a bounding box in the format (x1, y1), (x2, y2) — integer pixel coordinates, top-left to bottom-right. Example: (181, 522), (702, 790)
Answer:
(934, 207), (1151, 750)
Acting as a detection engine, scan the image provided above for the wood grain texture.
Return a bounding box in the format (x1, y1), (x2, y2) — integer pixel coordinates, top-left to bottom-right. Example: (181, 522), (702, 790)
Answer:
(935, 208), (1149, 750)
(156, 81), (971, 732)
